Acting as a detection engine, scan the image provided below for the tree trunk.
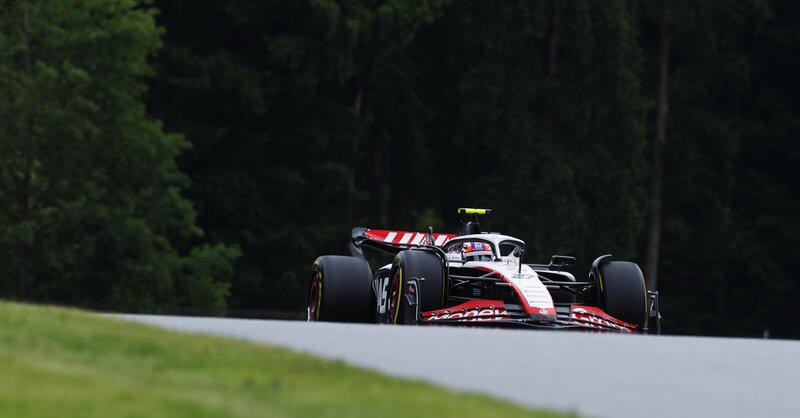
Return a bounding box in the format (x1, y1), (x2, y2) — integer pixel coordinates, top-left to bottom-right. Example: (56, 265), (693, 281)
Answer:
(378, 131), (391, 226)
(646, 0), (671, 292)
(543, 0), (560, 129)
(349, 79), (364, 220)
(546, 0), (560, 80)
(14, 6), (35, 300)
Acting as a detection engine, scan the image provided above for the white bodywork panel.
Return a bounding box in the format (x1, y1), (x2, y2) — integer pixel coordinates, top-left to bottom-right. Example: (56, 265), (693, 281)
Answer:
(374, 233), (571, 314)
(443, 233), (560, 310)
(464, 261), (555, 310)
(376, 263), (392, 315)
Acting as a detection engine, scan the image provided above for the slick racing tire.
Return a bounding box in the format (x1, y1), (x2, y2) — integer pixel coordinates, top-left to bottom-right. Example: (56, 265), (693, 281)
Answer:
(386, 250), (445, 325)
(308, 256), (373, 322)
(595, 261), (647, 330)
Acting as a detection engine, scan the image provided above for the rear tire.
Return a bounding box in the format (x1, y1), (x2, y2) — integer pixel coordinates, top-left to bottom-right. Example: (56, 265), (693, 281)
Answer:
(595, 261), (647, 329)
(308, 256), (373, 322)
(386, 250), (445, 324)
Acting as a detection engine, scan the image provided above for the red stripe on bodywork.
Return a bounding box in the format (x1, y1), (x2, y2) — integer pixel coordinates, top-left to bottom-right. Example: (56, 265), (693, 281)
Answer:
(568, 305), (636, 332)
(421, 300), (509, 321)
(365, 229), (456, 246)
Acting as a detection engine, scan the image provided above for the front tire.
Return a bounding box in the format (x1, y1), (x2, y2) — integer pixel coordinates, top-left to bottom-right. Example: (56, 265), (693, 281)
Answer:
(308, 256), (373, 322)
(594, 261), (647, 329)
(386, 250), (445, 325)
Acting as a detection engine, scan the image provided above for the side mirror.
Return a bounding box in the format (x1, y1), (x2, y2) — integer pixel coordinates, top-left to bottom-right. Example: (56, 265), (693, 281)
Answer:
(549, 255), (576, 268)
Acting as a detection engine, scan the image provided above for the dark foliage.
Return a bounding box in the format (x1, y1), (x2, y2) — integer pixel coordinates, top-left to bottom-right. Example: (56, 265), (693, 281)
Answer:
(146, 0), (799, 337)
(2, 0), (797, 338)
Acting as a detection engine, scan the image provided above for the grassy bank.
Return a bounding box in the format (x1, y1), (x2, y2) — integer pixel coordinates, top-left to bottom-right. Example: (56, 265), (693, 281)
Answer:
(0, 302), (565, 418)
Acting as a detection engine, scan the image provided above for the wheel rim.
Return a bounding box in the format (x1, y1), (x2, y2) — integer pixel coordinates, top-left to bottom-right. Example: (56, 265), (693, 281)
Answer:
(308, 273), (322, 321)
(387, 267), (401, 324)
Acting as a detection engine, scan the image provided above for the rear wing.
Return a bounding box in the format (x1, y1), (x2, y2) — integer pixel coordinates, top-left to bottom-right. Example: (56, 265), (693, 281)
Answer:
(350, 227), (456, 257)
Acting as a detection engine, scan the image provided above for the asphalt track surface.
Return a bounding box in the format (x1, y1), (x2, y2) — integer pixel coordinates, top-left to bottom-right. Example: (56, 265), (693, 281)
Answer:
(120, 315), (800, 418)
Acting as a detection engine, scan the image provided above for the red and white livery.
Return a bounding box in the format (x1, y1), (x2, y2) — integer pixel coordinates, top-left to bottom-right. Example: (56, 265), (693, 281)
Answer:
(308, 208), (660, 333)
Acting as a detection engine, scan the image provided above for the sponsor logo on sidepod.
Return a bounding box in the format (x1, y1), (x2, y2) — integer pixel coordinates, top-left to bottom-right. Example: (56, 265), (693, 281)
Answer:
(570, 307), (630, 331)
(424, 308), (507, 321)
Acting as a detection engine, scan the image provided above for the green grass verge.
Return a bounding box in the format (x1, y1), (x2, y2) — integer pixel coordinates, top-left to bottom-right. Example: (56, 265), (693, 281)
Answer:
(0, 302), (566, 418)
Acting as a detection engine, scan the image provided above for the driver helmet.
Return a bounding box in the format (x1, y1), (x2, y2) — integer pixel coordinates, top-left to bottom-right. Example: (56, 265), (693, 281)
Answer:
(462, 242), (493, 262)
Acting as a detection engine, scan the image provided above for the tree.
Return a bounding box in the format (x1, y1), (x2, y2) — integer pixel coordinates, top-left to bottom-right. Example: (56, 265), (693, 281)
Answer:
(639, 0), (792, 336)
(0, 0), (238, 312)
(645, 0), (671, 292)
(139, 0), (799, 338)
(414, 0), (647, 266)
(150, 0), (444, 311)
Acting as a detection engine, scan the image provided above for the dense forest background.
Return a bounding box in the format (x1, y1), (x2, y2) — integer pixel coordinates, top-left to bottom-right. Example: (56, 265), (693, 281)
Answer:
(1, 0), (798, 338)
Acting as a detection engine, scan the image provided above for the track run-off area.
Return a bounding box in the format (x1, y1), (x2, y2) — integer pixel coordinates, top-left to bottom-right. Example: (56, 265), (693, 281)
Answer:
(120, 315), (799, 418)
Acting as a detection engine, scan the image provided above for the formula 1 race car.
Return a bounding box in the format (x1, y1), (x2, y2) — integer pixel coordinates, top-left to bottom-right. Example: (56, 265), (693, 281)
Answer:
(307, 208), (661, 333)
